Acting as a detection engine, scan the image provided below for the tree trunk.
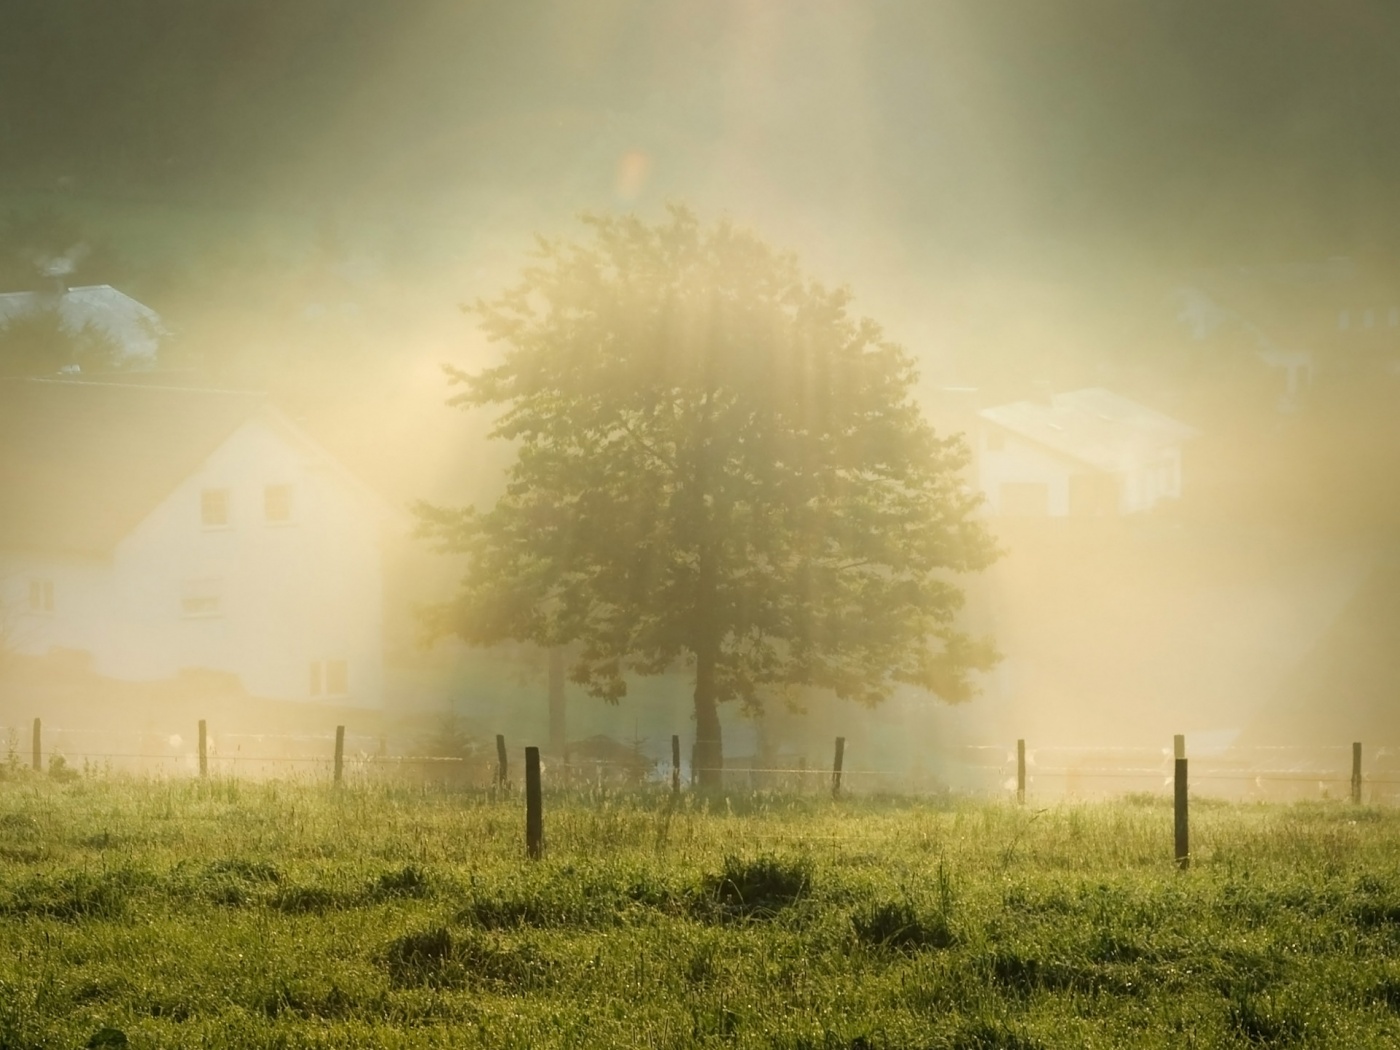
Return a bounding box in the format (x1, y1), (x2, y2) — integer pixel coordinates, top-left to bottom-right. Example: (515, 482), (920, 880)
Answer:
(693, 646), (723, 790)
(547, 646), (566, 755)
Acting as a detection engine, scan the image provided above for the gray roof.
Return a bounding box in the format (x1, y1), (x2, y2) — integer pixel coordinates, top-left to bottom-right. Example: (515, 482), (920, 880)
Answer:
(0, 379), (267, 554)
(979, 388), (1196, 473)
(0, 285), (163, 363)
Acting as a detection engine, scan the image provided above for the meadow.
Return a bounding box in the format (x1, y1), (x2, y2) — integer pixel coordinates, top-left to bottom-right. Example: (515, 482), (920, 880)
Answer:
(2, 771), (1400, 1049)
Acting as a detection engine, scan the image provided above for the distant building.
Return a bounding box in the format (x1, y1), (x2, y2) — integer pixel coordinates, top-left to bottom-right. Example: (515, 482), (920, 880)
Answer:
(1173, 257), (1400, 410)
(977, 387), (1196, 517)
(0, 379), (388, 707)
(0, 285), (164, 366)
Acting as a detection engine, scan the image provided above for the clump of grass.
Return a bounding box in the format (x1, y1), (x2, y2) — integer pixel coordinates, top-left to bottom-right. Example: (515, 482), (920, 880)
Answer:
(253, 977), (359, 1020)
(206, 858), (281, 883)
(948, 1018), (1046, 1050)
(1225, 984), (1308, 1045)
(271, 884), (352, 914)
(703, 853), (812, 919)
(2, 868), (148, 921)
(198, 857), (282, 906)
(460, 865), (683, 929)
(380, 926), (550, 991)
(382, 926), (456, 987)
(851, 898), (956, 950)
(371, 864), (431, 900)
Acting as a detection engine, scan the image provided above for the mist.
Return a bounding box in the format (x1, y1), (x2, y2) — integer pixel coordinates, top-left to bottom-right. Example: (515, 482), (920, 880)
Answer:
(2, 0), (1399, 796)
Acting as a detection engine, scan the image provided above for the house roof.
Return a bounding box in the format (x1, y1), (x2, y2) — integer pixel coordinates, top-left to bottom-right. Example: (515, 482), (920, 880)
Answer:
(979, 387), (1197, 473)
(0, 285), (164, 363)
(0, 379), (269, 554)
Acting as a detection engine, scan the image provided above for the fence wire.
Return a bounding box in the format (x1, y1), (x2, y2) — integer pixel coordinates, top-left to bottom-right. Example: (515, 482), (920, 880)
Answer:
(5, 723), (1399, 800)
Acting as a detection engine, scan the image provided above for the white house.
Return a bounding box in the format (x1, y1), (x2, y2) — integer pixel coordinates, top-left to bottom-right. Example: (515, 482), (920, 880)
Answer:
(977, 387), (1196, 517)
(0, 379), (387, 707)
(0, 285), (164, 366)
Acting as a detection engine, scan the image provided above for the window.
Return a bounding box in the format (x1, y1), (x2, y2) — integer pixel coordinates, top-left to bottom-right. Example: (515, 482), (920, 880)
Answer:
(181, 578), (222, 617)
(986, 429), (1005, 452)
(28, 579), (54, 613)
(325, 660), (349, 696)
(201, 488), (230, 527)
(264, 484), (293, 523)
(310, 659), (349, 697)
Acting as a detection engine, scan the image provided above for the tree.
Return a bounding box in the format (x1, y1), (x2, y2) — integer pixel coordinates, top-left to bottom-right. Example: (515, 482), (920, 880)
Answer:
(417, 206), (999, 788)
(0, 209), (129, 293)
(0, 306), (122, 377)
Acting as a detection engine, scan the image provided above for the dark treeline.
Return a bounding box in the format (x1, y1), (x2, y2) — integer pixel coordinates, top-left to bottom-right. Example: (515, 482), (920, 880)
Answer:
(3, 1), (1400, 264)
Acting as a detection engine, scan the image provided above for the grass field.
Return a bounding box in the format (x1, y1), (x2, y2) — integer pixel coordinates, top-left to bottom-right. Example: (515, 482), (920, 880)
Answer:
(3, 772), (1400, 1049)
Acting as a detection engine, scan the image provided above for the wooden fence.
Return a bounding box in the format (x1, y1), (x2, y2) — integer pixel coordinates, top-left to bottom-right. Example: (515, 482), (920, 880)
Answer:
(6, 719), (1400, 805)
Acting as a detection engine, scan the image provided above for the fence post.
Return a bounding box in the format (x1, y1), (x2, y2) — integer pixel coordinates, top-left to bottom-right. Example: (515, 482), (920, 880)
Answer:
(1352, 742), (1362, 805)
(832, 736), (845, 800)
(32, 717), (41, 772)
(671, 734), (681, 797)
(1013, 739), (1025, 804)
(1173, 734), (1185, 761)
(496, 734), (508, 792)
(198, 719), (208, 778)
(334, 725), (345, 785)
(525, 746), (543, 859)
(1174, 757), (1189, 870)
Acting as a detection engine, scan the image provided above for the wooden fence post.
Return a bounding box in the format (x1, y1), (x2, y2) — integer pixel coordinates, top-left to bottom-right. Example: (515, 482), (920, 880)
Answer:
(1352, 742), (1362, 805)
(198, 719), (208, 778)
(496, 734), (508, 792)
(1174, 757), (1189, 870)
(1016, 739), (1026, 804)
(32, 717), (41, 772)
(671, 734), (681, 797)
(1173, 734), (1185, 761)
(525, 746), (543, 859)
(334, 725), (345, 785)
(832, 736), (845, 800)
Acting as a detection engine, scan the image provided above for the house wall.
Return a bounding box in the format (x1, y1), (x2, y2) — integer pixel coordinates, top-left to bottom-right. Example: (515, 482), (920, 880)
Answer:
(2, 417), (385, 707)
(977, 431), (1076, 516)
(0, 552), (111, 661)
(1121, 446), (1183, 514)
(978, 428), (1183, 517)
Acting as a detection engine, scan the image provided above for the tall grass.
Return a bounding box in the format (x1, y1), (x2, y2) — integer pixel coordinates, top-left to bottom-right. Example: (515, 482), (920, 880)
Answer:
(2, 775), (1399, 1048)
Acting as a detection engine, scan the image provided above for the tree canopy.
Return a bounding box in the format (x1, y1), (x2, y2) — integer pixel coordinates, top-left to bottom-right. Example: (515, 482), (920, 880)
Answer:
(417, 206), (999, 785)
(0, 307), (121, 378)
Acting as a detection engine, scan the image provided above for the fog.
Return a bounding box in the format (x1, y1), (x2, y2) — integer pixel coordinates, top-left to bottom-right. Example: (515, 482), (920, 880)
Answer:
(2, 1), (1399, 795)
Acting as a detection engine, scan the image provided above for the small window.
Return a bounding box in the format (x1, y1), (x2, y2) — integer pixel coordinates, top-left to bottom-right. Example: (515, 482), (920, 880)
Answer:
(309, 661), (323, 697)
(28, 579), (54, 612)
(325, 660), (349, 696)
(181, 578), (222, 617)
(986, 429), (1005, 452)
(264, 484), (293, 523)
(201, 488), (230, 527)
